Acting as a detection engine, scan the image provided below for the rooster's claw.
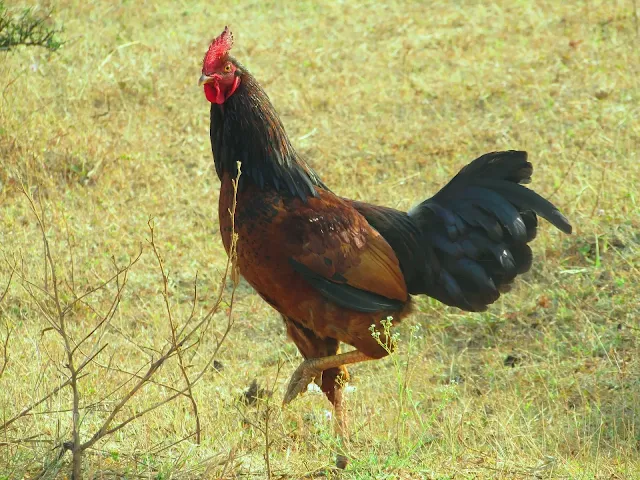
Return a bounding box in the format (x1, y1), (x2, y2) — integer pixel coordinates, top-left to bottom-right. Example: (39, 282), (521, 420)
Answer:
(283, 360), (322, 405)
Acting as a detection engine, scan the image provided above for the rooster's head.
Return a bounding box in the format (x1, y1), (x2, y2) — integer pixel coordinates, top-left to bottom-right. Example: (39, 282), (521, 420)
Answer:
(199, 27), (241, 104)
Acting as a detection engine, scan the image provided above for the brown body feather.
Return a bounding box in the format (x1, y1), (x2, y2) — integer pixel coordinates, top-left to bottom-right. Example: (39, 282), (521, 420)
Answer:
(219, 173), (412, 361)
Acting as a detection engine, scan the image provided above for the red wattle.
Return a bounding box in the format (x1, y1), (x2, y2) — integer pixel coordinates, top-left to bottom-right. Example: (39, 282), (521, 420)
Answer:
(204, 83), (220, 103)
(204, 77), (241, 104)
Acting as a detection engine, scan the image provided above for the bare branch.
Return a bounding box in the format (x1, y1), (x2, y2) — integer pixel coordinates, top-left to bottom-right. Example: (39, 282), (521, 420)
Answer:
(74, 166), (244, 454)
(0, 374), (87, 433)
(62, 252), (141, 318)
(84, 362), (188, 399)
(21, 185), (65, 327)
(148, 218), (202, 443)
(75, 343), (108, 374)
(0, 323), (10, 378)
(3, 254), (56, 306)
(71, 250), (141, 355)
(19, 184), (83, 479)
(95, 388), (189, 441)
(78, 351), (168, 451)
(3, 163), (243, 478)
(0, 434), (54, 447)
(62, 214), (76, 295)
(0, 268), (14, 378)
(0, 267), (13, 305)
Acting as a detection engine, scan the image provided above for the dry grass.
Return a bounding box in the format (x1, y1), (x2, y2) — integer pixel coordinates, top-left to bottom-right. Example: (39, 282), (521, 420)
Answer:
(1, 0), (639, 478)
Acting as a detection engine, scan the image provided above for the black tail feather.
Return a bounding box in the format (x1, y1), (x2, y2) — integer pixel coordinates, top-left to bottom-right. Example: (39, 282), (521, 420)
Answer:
(473, 179), (572, 234)
(404, 150), (572, 312)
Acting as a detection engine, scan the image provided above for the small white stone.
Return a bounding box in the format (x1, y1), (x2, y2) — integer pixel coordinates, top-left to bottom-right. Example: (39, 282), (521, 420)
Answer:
(307, 383), (323, 394)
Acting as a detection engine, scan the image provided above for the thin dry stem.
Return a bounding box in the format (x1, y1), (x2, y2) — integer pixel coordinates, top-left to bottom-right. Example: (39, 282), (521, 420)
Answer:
(0, 269), (13, 378)
(0, 375), (88, 433)
(148, 218), (202, 444)
(78, 166), (243, 455)
(20, 184), (83, 479)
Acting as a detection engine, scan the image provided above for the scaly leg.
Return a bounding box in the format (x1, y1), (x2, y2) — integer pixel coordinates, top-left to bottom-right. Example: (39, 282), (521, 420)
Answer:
(283, 350), (374, 405)
(332, 379), (349, 469)
(281, 318), (378, 469)
(284, 350), (374, 469)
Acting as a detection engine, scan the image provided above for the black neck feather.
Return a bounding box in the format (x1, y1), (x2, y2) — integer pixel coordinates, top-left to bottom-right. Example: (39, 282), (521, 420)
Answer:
(209, 71), (325, 200)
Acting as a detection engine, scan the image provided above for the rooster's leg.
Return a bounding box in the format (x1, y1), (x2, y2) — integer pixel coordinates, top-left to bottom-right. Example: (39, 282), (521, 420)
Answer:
(282, 350), (373, 405)
(284, 351), (373, 470)
(332, 380), (349, 469)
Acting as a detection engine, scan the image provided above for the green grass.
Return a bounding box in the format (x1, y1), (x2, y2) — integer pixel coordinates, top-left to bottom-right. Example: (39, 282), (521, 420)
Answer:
(1, 0), (639, 478)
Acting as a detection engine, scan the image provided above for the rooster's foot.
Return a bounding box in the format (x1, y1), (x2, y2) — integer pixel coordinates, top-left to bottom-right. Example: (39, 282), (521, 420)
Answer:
(283, 359), (322, 405)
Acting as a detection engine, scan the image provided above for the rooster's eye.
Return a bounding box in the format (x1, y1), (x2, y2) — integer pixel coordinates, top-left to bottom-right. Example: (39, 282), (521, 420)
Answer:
(223, 64), (232, 73)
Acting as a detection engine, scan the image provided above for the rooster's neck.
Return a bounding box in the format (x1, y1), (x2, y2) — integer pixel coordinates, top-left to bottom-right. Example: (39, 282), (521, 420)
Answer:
(209, 74), (325, 200)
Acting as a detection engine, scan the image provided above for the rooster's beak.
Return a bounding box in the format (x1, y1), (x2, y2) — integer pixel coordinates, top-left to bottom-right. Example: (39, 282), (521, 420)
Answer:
(198, 74), (214, 86)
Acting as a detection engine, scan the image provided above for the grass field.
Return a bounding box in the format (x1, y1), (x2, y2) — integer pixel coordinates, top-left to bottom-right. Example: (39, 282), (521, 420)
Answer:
(1, 0), (639, 478)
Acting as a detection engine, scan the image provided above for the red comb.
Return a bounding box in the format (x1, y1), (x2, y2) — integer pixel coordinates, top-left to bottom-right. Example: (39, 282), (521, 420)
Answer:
(203, 26), (234, 74)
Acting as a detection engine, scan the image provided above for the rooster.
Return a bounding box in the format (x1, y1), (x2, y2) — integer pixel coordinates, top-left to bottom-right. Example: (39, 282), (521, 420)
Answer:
(199, 27), (572, 468)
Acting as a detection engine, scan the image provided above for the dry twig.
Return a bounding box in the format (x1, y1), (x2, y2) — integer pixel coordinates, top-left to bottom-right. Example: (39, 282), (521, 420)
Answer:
(3, 163), (243, 478)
